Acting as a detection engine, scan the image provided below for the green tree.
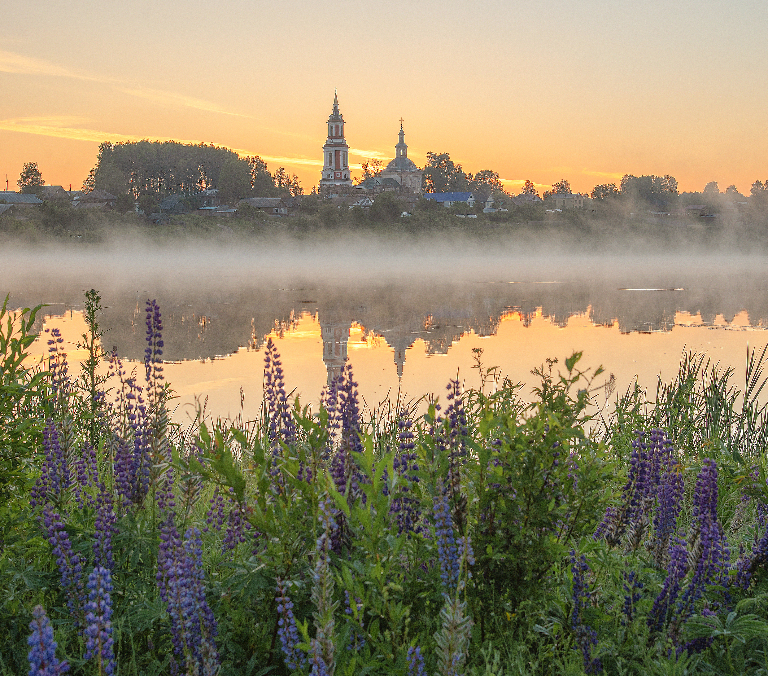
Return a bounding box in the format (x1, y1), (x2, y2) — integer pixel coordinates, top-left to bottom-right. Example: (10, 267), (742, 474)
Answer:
(703, 181), (720, 195)
(369, 192), (404, 222)
(422, 151), (470, 193)
(520, 179), (538, 196)
(356, 159), (383, 184)
(591, 183), (619, 200)
(543, 178), (571, 199)
(471, 169), (503, 195)
(620, 174), (678, 210)
(218, 158), (252, 203)
(245, 155), (277, 196)
(17, 162), (44, 194)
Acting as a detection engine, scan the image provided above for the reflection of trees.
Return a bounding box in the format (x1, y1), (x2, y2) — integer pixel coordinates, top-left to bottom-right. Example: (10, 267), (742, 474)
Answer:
(6, 267), (768, 371)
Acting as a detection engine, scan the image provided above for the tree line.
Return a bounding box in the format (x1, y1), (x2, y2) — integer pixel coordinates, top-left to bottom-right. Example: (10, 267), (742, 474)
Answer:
(80, 141), (302, 209)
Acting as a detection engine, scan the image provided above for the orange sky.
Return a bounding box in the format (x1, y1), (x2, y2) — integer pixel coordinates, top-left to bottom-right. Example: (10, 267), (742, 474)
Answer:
(2, 1), (768, 195)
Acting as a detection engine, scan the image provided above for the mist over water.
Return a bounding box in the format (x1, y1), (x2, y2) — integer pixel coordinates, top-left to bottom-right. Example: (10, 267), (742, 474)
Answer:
(4, 236), (768, 360)
(3, 234), (767, 421)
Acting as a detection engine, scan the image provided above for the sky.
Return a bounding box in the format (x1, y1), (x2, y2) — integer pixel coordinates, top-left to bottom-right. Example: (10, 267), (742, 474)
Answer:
(2, 0), (767, 196)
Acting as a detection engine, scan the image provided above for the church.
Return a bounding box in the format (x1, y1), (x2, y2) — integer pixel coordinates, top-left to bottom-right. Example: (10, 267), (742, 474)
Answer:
(319, 92), (423, 195)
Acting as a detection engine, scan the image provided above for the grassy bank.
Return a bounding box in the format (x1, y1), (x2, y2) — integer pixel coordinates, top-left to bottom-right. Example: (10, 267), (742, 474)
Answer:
(4, 294), (768, 675)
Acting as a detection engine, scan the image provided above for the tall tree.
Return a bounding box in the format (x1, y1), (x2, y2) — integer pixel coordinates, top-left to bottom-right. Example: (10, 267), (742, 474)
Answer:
(703, 181), (720, 195)
(520, 179), (538, 196)
(543, 179), (571, 199)
(245, 155), (277, 196)
(218, 158), (253, 202)
(356, 159), (383, 184)
(422, 151), (470, 193)
(17, 162), (44, 194)
(591, 183), (619, 200)
(471, 169), (504, 195)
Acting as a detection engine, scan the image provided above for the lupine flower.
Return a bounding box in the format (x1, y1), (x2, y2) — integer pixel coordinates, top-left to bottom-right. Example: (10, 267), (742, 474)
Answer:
(330, 363), (364, 499)
(144, 299), (164, 395)
(621, 571), (644, 624)
(31, 420), (70, 509)
(648, 537), (689, 633)
(42, 505), (84, 624)
(308, 639), (331, 676)
(596, 430), (679, 550)
(407, 646), (427, 676)
(263, 337), (297, 450)
(651, 451), (685, 566)
(311, 498), (338, 675)
(276, 578), (306, 671)
(569, 550), (602, 674)
(444, 379), (468, 505)
(72, 442), (97, 510)
(84, 566), (115, 675)
(433, 480), (460, 594)
(223, 495), (253, 552)
(27, 605), (69, 675)
(46, 327), (71, 407)
(390, 413), (421, 535)
(93, 484), (117, 571)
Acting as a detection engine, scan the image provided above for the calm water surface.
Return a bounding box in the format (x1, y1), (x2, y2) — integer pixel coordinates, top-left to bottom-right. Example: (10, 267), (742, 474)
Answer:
(4, 243), (767, 422)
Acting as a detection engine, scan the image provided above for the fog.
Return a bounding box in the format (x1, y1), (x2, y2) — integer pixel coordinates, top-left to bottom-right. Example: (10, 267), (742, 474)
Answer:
(2, 232), (767, 362)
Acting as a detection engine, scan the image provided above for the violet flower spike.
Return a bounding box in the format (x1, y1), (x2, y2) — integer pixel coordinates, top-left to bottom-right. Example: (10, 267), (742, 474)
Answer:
(27, 605), (69, 676)
(84, 566), (115, 675)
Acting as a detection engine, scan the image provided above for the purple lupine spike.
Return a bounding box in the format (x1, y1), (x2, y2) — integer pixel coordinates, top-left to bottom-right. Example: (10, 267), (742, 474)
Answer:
(311, 498), (337, 674)
(330, 362), (364, 499)
(444, 379), (468, 501)
(308, 640), (331, 676)
(182, 528), (219, 668)
(84, 566), (115, 675)
(406, 646), (426, 676)
(27, 605), (69, 675)
(621, 571), (644, 624)
(433, 479), (460, 594)
(569, 550), (602, 674)
(276, 578), (306, 671)
(647, 537), (689, 633)
(31, 420), (70, 509)
(46, 327), (71, 405)
(390, 412), (421, 535)
(93, 484), (117, 571)
(222, 491), (253, 552)
(144, 299), (164, 389)
(203, 487), (226, 533)
(263, 338), (297, 449)
(42, 505), (85, 625)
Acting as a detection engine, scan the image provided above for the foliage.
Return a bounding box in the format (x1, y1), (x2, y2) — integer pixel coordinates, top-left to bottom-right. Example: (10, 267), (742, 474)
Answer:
(17, 162), (45, 194)
(6, 291), (768, 675)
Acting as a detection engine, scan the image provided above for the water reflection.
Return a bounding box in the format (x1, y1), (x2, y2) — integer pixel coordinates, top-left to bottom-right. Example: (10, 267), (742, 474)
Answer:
(3, 247), (768, 418)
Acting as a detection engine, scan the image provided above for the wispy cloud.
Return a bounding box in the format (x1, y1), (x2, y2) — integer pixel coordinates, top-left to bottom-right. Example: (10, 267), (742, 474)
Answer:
(115, 86), (250, 118)
(0, 48), (251, 120)
(582, 169), (624, 181)
(0, 117), (329, 171)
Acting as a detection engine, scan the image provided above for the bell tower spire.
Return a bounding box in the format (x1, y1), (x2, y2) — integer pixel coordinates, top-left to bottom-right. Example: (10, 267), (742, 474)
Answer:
(319, 91), (353, 191)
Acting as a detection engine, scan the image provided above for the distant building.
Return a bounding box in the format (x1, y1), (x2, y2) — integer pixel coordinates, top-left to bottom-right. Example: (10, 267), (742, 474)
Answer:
(0, 191), (43, 206)
(422, 192), (474, 208)
(74, 190), (116, 209)
(378, 121), (423, 193)
(239, 197), (297, 216)
(319, 91), (353, 193)
(544, 193), (589, 210)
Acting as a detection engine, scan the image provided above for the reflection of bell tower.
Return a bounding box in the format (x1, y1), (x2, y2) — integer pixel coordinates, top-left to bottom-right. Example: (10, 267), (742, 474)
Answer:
(321, 319), (351, 385)
(391, 334), (412, 380)
(319, 90), (353, 190)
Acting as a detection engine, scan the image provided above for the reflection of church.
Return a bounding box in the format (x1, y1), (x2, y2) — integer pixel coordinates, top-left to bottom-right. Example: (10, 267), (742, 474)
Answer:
(319, 92), (423, 194)
(321, 319), (351, 386)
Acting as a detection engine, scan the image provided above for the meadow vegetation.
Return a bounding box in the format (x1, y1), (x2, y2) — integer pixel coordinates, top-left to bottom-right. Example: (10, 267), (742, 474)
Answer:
(5, 293), (768, 675)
